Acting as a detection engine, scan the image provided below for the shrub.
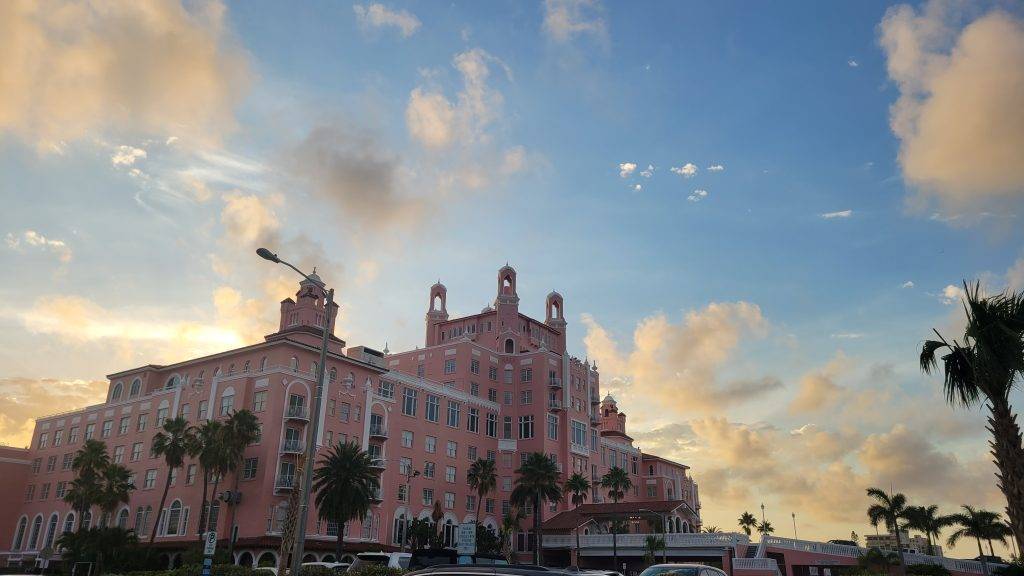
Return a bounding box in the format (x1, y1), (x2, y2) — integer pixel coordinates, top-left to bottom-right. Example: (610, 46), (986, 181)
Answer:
(346, 566), (407, 576)
(298, 566), (334, 576)
(906, 564), (952, 576)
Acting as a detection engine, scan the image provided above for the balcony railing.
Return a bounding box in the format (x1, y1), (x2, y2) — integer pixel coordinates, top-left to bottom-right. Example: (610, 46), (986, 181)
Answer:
(369, 458), (386, 469)
(543, 532), (749, 549)
(281, 439), (304, 453)
(590, 413), (601, 425)
(548, 399), (563, 410)
(285, 405), (309, 420)
(548, 377), (562, 389)
(369, 426), (389, 439)
(733, 558), (780, 573)
(275, 474), (295, 489)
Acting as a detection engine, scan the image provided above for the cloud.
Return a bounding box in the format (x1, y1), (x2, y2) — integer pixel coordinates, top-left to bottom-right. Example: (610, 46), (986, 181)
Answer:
(0, 0), (250, 149)
(820, 209), (853, 219)
(542, 0), (607, 44)
(632, 184), (642, 192)
(939, 283), (965, 305)
(848, 58), (860, 67)
(789, 352), (849, 413)
(0, 377), (108, 447)
(671, 163), (698, 178)
(830, 332), (864, 339)
(902, 280), (915, 288)
(1007, 256), (1024, 291)
(640, 165), (654, 178)
(707, 164), (725, 172)
(353, 3), (421, 37)
(4, 230), (72, 263)
(583, 301), (773, 419)
(618, 162), (637, 178)
(687, 189), (708, 202)
(111, 145), (148, 166)
(879, 2), (1024, 216)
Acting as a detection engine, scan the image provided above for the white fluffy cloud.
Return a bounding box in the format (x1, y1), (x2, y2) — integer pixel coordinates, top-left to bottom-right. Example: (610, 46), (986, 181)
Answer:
(671, 163), (698, 178)
(821, 209), (853, 219)
(353, 3), (421, 37)
(618, 162), (637, 178)
(111, 145), (147, 167)
(0, 0), (250, 149)
(4, 230), (72, 263)
(687, 189), (708, 202)
(707, 164), (725, 172)
(880, 1), (1024, 216)
(542, 0), (606, 44)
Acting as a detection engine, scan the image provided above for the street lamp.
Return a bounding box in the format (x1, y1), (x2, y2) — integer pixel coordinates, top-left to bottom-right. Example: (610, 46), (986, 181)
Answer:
(400, 468), (421, 553)
(258, 248), (333, 576)
(638, 509), (667, 564)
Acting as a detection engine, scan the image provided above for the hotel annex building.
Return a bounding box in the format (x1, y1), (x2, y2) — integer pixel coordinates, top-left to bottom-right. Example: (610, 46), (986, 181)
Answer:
(0, 266), (700, 568)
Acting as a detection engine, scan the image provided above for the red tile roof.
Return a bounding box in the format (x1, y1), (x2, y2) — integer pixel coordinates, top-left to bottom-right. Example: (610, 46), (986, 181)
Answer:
(542, 500), (692, 531)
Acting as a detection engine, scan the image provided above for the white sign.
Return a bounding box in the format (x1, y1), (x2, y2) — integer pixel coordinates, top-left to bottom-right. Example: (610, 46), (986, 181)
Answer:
(457, 523), (476, 555)
(203, 531), (217, 556)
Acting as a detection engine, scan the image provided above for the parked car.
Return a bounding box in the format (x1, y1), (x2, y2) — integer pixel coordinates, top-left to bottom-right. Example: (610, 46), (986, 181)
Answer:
(302, 561), (351, 573)
(638, 564), (727, 576)
(408, 549), (510, 569)
(349, 552), (412, 571)
(407, 566), (567, 576)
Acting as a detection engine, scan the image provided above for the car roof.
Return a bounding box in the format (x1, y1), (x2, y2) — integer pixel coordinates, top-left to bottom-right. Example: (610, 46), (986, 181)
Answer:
(408, 565), (564, 576)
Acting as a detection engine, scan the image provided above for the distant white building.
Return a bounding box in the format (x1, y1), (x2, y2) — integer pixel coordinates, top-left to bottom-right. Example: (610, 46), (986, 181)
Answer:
(866, 530), (943, 556)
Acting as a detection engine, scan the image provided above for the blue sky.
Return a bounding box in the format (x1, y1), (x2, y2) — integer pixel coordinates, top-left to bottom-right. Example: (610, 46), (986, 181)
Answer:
(2, 0), (1024, 552)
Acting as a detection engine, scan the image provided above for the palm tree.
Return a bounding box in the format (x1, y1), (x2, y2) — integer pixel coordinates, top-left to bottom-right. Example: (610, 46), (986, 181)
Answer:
(511, 452), (563, 565)
(149, 417), (197, 544)
(756, 521), (773, 536)
(948, 505), (1004, 576)
(904, 505), (954, 556)
(501, 506), (526, 563)
(644, 535), (666, 563)
(601, 466), (632, 572)
(565, 473), (592, 564)
(312, 441), (380, 558)
(921, 282), (1024, 552)
(68, 440), (110, 531)
(738, 511), (758, 536)
(220, 409), (260, 558)
(867, 487), (909, 566)
(468, 458), (498, 535)
(96, 464), (134, 525)
(195, 420), (224, 538)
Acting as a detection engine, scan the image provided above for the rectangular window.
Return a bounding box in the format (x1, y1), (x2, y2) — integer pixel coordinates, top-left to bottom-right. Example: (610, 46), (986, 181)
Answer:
(519, 415), (534, 439)
(137, 414), (147, 432)
(426, 436), (437, 453)
(402, 430), (413, 448)
(84, 424), (95, 440)
(503, 416), (513, 439)
(446, 441), (458, 458)
(486, 498), (495, 513)
(144, 469), (157, 489)
(471, 359), (480, 374)
(101, 420), (112, 438)
(487, 450), (496, 462)
(502, 500), (510, 517)
(156, 406), (169, 426)
(243, 457), (259, 480)
(46, 456), (56, 472)
(444, 492), (455, 509)
(340, 402), (351, 422)
(520, 390), (533, 405)
(572, 420), (587, 446)
(468, 445), (478, 461)
(426, 395), (440, 422)
(113, 445), (125, 463)
(503, 391), (513, 406)
(402, 389), (417, 416)
(56, 481), (66, 499)
(186, 464), (197, 485)
(398, 484), (408, 502)
(486, 413), (497, 438)
(253, 390), (267, 412)
(31, 458), (40, 474)
(488, 366), (498, 381)
(62, 453), (72, 470)
(488, 388), (497, 402)
(470, 382), (479, 397)
(424, 462), (435, 478)
(417, 364), (425, 378)
(131, 442), (142, 462)
(53, 430), (62, 446)
(467, 408), (479, 433)
(327, 399), (336, 417)
(400, 457), (412, 475)
(69, 427), (79, 443)
(466, 494), (476, 511)
(446, 401), (460, 427)
(445, 466), (456, 483)
(199, 401), (208, 420)
(40, 483), (50, 500)
(504, 368), (513, 384)
(220, 393), (234, 415)
(548, 414), (559, 440)
(444, 359), (456, 374)
(180, 403), (191, 421)
(25, 485), (35, 501)
(520, 368), (532, 382)
(422, 488), (434, 506)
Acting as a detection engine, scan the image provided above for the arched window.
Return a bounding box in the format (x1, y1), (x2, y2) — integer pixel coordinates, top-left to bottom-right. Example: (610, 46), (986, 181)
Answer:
(117, 508), (129, 529)
(165, 375), (179, 389)
(43, 513), (59, 549)
(392, 513), (407, 545)
(504, 339), (514, 354)
(197, 370), (205, 381)
(329, 367), (337, 383)
(165, 501), (182, 535)
(243, 360), (250, 373)
(28, 515), (42, 550)
(257, 552), (277, 568)
(129, 378), (141, 398)
(228, 364), (235, 375)
(111, 382), (123, 401)
(81, 510), (92, 530)
(259, 357), (268, 371)
(12, 516), (27, 550)
(62, 513), (75, 535)
(238, 552), (254, 567)
(214, 367), (222, 377)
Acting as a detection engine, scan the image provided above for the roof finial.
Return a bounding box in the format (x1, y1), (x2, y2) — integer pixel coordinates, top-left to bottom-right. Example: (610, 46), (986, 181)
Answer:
(383, 341), (390, 355)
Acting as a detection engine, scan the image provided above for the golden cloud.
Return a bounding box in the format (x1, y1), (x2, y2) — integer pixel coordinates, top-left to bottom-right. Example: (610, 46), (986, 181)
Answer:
(789, 352), (849, 413)
(0, 377), (108, 447)
(0, 0), (249, 149)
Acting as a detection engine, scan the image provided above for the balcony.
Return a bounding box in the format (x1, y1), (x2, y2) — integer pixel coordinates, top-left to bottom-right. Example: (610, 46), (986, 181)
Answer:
(590, 413), (601, 425)
(548, 377), (562, 389)
(275, 474), (295, 490)
(281, 439), (304, 454)
(370, 488), (383, 503)
(368, 426), (389, 440)
(285, 405), (309, 420)
(590, 392), (600, 404)
(369, 458), (387, 470)
(548, 399), (564, 411)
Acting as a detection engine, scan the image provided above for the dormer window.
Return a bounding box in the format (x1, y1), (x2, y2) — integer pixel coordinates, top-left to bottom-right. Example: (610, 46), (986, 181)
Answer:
(111, 382), (124, 401)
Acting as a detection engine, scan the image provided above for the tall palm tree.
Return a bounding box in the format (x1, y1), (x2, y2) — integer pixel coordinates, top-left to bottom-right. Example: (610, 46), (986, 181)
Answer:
(149, 417), (197, 544)
(312, 441), (380, 558)
(904, 505), (954, 556)
(564, 473), (592, 564)
(501, 506), (526, 563)
(601, 466), (632, 573)
(468, 458), (498, 535)
(96, 464), (134, 525)
(220, 409), (260, 558)
(738, 511), (758, 537)
(948, 505), (1003, 576)
(195, 420), (224, 538)
(511, 452), (563, 566)
(756, 521), (773, 535)
(867, 488), (909, 566)
(644, 535), (666, 563)
(68, 440), (110, 531)
(921, 282), (1024, 552)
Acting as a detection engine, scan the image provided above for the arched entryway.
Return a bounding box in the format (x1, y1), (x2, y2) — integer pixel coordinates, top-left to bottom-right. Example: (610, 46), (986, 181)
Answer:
(257, 551), (277, 567)
(238, 552), (254, 567)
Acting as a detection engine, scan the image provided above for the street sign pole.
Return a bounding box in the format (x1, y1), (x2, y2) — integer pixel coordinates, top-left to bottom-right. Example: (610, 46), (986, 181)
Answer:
(457, 523), (476, 556)
(202, 531), (217, 576)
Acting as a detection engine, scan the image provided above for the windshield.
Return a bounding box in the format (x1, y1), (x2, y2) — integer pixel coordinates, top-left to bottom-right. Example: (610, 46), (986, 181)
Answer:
(639, 568), (700, 576)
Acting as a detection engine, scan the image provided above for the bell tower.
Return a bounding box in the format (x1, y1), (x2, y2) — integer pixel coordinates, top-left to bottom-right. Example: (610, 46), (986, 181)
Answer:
(425, 281), (449, 346)
(495, 265), (520, 353)
(545, 291), (567, 351)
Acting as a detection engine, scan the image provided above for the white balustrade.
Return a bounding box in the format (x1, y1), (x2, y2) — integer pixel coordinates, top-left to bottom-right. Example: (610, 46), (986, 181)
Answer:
(733, 558), (780, 572)
(543, 532), (749, 549)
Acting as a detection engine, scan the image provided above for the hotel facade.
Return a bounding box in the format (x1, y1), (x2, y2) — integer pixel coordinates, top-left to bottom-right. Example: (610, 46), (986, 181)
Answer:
(0, 265), (700, 569)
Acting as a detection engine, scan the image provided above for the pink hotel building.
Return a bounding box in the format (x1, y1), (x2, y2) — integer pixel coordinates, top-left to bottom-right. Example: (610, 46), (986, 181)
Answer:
(0, 266), (701, 569)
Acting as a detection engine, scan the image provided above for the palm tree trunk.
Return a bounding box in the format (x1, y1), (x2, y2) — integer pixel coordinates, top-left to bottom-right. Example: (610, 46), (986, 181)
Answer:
(988, 539), (995, 558)
(336, 522), (344, 559)
(476, 490), (484, 543)
(534, 496), (542, 566)
(209, 476), (222, 534)
(151, 469), (174, 544)
(988, 400), (1024, 555)
(576, 526), (581, 567)
(978, 537), (990, 576)
(926, 533), (934, 556)
(612, 523), (618, 574)
(893, 523), (906, 568)
(197, 470), (210, 538)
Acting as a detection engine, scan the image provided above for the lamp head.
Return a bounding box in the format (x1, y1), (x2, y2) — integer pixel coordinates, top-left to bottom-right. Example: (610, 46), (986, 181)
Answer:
(256, 248), (280, 263)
